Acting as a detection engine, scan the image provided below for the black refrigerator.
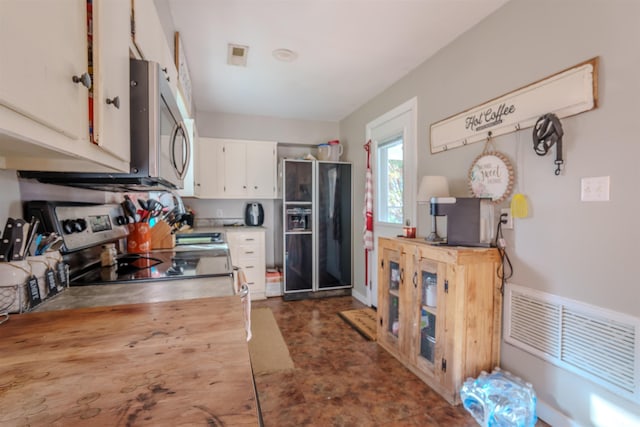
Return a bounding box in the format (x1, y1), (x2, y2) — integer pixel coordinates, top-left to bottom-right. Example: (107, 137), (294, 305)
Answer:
(282, 159), (352, 299)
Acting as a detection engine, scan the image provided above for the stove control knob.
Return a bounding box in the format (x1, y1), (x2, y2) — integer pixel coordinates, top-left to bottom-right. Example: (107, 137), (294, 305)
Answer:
(74, 218), (87, 232)
(115, 215), (127, 226)
(62, 220), (74, 234)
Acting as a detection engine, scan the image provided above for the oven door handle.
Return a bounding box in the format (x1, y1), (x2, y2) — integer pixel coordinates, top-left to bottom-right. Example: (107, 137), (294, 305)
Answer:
(239, 283), (249, 298)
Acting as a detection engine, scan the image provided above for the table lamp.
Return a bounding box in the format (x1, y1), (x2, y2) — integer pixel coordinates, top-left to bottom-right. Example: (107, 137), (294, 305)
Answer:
(417, 176), (449, 242)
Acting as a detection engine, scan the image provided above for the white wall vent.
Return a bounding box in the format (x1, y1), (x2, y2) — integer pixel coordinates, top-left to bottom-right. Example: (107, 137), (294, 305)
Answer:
(505, 283), (639, 403)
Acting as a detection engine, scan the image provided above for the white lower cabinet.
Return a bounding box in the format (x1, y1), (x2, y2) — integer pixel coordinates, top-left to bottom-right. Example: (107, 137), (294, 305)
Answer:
(227, 229), (266, 300)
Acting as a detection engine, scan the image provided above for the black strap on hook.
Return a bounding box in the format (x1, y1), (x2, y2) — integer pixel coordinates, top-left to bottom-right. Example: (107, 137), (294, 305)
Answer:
(533, 113), (564, 175)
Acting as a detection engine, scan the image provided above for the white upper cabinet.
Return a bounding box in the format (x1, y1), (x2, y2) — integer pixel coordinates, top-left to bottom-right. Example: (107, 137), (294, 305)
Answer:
(133, 0), (178, 97)
(223, 143), (249, 197)
(196, 137), (225, 199)
(247, 142), (277, 198)
(0, 0), (88, 140)
(0, 0), (130, 172)
(196, 138), (277, 199)
(92, 0), (130, 162)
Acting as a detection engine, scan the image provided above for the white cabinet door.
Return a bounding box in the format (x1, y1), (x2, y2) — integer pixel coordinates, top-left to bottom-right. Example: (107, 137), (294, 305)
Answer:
(247, 142), (277, 198)
(132, 0), (160, 60)
(133, 0), (177, 95)
(0, 0), (88, 140)
(92, 0), (130, 162)
(195, 138), (277, 199)
(222, 142), (248, 197)
(196, 137), (225, 198)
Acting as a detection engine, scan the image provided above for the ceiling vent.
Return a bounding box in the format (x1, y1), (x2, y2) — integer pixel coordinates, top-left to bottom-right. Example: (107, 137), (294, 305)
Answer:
(227, 44), (249, 67)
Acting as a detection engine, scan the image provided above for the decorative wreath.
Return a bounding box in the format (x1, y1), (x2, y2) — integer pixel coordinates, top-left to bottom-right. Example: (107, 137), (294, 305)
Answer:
(468, 150), (514, 204)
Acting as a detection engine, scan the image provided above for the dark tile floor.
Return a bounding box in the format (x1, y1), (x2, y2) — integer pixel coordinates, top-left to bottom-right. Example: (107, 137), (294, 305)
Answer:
(252, 295), (549, 427)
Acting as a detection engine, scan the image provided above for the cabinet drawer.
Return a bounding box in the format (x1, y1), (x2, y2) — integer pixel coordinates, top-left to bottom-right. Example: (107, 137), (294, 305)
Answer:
(229, 232), (263, 244)
(242, 267), (264, 285)
(235, 243), (262, 257)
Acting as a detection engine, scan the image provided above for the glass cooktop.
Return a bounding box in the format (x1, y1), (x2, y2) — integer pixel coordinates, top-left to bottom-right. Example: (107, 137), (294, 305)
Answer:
(71, 248), (233, 285)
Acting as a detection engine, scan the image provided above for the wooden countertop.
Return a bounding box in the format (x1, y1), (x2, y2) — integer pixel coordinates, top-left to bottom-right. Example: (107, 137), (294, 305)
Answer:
(0, 296), (259, 426)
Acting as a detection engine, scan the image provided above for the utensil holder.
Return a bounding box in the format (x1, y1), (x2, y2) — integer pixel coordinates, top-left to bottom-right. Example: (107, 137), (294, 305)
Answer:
(127, 223), (151, 253)
(150, 221), (175, 249)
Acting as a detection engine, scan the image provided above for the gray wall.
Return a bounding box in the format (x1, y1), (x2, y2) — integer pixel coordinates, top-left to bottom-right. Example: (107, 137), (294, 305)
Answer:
(340, 0), (640, 425)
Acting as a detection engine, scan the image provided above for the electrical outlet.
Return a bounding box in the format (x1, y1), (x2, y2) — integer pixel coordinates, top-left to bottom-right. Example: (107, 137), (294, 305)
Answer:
(500, 208), (513, 229)
(216, 208), (224, 218)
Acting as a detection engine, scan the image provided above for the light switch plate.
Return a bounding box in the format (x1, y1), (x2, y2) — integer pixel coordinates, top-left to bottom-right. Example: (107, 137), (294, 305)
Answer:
(581, 176), (610, 201)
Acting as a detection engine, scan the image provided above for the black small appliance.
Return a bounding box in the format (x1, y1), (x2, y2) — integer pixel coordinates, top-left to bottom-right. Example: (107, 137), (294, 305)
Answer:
(245, 202), (264, 226)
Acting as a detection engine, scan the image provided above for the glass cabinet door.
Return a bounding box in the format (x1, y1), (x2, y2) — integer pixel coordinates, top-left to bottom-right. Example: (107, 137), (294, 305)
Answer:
(378, 248), (403, 350)
(413, 257), (443, 374)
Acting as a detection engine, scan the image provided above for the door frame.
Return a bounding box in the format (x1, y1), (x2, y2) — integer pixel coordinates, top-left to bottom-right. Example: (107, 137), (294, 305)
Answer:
(365, 97), (418, 308)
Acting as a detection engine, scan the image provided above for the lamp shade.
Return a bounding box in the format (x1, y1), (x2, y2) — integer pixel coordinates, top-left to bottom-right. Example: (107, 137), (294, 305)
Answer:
(417, 176), (449, 203)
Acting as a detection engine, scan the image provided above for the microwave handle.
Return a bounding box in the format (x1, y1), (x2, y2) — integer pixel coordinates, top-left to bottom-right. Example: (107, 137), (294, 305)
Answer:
(170, 121), (191, 180)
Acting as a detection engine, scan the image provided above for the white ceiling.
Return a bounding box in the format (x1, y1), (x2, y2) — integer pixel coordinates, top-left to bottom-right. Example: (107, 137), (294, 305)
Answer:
(164, 0), (510, 122)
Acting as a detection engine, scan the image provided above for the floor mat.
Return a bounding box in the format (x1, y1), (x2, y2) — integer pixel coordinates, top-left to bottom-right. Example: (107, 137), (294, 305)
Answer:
(248, 308), (295, 375)
(338, 308), (377, 341)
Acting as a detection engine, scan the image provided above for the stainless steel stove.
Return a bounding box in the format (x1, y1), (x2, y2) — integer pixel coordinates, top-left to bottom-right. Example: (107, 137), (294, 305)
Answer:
(24, 201), (234, 286)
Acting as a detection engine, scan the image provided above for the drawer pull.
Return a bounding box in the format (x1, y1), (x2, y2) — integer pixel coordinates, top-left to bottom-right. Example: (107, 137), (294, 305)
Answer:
(246, 266), (254, 269)
(245, 251), (254, 254)
(245, 238), (255, 241)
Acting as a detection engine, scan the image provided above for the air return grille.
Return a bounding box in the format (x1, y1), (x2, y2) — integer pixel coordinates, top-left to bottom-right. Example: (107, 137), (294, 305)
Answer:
(505, 283), (639, 403)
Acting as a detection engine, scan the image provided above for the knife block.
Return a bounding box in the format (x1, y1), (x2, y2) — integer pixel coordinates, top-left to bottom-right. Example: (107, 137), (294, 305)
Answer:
(150, 221), (175, 249)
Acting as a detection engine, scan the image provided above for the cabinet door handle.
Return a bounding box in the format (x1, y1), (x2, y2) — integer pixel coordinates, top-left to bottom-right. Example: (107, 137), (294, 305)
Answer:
(245, 251), (254, 254)
(106, 96), (120, 109)
(72, 72), (92, 89)
(245, 265), (254, 269)
(413, 271), (417, 288)
(400, 268), (404, 284)
(254, 185), (258, 189)
(245, 238), (255, 241)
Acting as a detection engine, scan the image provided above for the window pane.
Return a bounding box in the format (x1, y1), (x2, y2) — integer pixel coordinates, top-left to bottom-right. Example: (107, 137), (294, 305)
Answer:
(377, 137), (403, 224)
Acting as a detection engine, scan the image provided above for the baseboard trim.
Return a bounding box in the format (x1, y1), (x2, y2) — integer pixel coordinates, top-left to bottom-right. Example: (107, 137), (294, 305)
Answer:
(352, 289), (368, 306)
(538, 399), (580, 427)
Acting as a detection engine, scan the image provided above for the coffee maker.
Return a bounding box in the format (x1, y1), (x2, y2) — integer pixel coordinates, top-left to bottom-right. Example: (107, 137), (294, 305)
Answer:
(430, 197), (495, 247)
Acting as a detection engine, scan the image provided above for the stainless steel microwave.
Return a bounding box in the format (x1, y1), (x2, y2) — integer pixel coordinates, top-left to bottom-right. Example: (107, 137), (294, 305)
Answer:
(19, 59), (191, 192)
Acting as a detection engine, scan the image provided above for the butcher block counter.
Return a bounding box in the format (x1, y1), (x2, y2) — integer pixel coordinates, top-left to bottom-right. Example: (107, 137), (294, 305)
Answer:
(0, 296), (259, 426)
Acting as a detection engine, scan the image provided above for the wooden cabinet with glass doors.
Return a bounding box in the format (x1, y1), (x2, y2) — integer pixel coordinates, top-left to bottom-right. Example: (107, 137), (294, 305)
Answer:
(377, 237), (502, 405)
